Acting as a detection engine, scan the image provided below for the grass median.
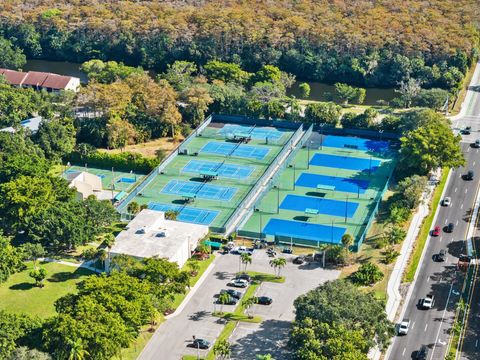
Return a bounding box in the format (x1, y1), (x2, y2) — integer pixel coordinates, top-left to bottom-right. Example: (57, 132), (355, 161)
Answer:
(404, 168), (449, 282)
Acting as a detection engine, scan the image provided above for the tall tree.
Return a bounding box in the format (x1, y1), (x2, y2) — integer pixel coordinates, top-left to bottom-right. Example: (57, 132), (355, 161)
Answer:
(0, 36), (26, 69)
(0, 233), (26, 283)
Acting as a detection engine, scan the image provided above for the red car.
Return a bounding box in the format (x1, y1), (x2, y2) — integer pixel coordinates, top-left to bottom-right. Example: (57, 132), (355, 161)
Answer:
(432, 226), (440, 236)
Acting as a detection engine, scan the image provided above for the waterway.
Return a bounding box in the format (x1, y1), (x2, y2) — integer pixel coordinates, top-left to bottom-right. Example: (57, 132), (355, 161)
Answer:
(24, 59), (396, 104)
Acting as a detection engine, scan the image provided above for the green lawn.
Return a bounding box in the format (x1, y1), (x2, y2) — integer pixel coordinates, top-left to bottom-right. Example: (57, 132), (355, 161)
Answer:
(404, 168), (449, 282)
(0, 261), (94, 318)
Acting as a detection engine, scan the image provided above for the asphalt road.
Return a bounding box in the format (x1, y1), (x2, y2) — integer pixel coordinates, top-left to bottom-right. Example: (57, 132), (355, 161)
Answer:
(389, 62), (480, 360)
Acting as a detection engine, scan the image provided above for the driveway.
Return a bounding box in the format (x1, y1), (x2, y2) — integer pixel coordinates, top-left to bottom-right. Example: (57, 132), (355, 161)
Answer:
(138, 249), (339, 360)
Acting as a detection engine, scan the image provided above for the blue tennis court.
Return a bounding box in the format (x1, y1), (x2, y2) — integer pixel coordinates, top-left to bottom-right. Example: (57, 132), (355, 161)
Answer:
(296, 173), (369, 194)
(118, 177), (136, 183)
(263, 218), (346, 244)
(219, 124), (285, 141)
(280, 194), (358, 218)
(182, 160), (254, 180)
(201, 141), (270, 160)
(310, 153), (381, 172)
(148, 202), (218, 225)
(322, 135), (389, 152)
(162, 180), (237, 201)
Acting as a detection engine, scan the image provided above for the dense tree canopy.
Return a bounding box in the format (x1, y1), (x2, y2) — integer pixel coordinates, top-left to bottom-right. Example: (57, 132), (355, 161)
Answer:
(291, 280), (394, 357)
(0, 1), (477, 90)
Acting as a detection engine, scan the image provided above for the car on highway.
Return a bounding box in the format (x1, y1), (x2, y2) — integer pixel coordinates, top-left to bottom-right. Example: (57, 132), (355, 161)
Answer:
(416, 345), (429, 360)
(227, 279), (248, 288)
(436, 249), (447, 262)
(215, 295), (238, 305)
(398, 318), (410, 335)
(255, 296), (273, 305)
(188, 339), (211, 349)
(220, 289), (242, 299)
(293, 255), (305, 264)
(474, 139), (480, 148)
(442, 197), (451, 206)
(465, 170), (475, 180)
(431, 226), (440, 236)
(445, 222), (454, 233)
(420, 294), (434, 309)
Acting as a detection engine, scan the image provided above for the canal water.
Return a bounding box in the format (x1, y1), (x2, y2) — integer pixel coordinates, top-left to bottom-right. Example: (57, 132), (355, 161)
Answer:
(24, 60), (396, 104)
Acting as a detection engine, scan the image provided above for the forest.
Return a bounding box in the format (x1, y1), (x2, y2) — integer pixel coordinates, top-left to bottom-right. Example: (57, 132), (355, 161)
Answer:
(0, 0), (478, 90)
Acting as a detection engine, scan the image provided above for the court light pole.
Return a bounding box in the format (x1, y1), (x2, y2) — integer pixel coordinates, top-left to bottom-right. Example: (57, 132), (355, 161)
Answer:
(357, 184), (360, 199)
(320, 123), (326, 150)
(369, 156), (372, 176)
(345, 194), (348, 223)
(293, 164), (296, 190)
(274, 185), (280, 214)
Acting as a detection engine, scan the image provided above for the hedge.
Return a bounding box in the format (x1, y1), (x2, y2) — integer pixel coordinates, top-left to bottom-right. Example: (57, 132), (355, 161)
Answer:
(66, 150), (159, 173)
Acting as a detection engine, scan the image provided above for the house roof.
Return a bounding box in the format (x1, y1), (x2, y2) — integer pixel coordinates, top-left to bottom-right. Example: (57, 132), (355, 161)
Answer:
(0, 68), (78, 90)
(0, 69), (28, 85)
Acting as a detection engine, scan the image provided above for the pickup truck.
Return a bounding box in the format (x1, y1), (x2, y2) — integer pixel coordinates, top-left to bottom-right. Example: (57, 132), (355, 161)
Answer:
(420, 295), (434, 309)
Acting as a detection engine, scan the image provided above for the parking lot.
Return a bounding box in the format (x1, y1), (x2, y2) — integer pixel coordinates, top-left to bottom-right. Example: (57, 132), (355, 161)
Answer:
(138, 248), (339, 360)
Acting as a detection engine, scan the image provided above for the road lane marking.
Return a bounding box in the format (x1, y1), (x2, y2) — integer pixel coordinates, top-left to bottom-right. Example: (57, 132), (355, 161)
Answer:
(456, 220), (459, 225)
(427, 277), (430, 282)
(455, 187), (458, 192)
(474, 161), (476, 166)
(466, 188), (468, 194)
(430, 282), (455, 360)
(402, 347), (406, 356)
(424, 324), (428, 332)
(412, 322), (415, 329)
(445, 219), (448, 224)
(475, 339), (478, 347)
(461, 203), (464, 209)
(439, 236), (443, 242)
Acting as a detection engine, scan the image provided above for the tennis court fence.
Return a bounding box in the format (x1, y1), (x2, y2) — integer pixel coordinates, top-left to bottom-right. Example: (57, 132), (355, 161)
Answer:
(116, 114), (214, 213)
(222, 123), (308, 235)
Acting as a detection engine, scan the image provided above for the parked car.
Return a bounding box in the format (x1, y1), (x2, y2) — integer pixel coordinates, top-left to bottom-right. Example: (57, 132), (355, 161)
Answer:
(398, 319), (410, 335)
(188, 339), (211, 349)
(446, 222), (454, 233)
(266, 248), (276, 257)
(255, 296), (273, 305)
(436, 249), (447, 262)
(432, 226), (440, 236)
(231, 246), (253, 255)
(235, 273), (252, 282)
(282, 247), (293, 254)
(420, 294), (434, 309)
(442, 197), (451, 206)
(216, 295), (238, 305)
(220, 289), (242, 299)
(416, 345), (429, 360)
(293, 256), (305, 264)
(228, 279), (249, 288)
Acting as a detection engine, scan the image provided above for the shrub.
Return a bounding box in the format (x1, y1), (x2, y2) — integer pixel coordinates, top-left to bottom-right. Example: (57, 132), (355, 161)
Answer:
(350, 262), (384, 286)
(66, 149), (159, 173)
(383, 247), (400, 264)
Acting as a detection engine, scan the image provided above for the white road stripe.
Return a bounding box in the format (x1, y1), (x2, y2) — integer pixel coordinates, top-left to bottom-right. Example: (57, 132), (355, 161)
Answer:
(466, 188), (468, 193)
(445, 219), (448, 224)
(475, 339), (478, 347)
(455, 187), (458, 192)
(456, 220), (459, 225)
(412, 322), (415, 329)
(430, 282), (455, 359)
(424, 324), (428, 332)
(402, 347), (406, 356)
(439, 236), (443, 242)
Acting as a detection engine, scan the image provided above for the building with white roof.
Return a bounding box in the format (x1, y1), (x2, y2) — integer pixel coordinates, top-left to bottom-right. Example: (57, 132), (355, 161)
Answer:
(65, 171), (103, 200)
(0, 116), (43, 134)
(108, 209), (209, 269)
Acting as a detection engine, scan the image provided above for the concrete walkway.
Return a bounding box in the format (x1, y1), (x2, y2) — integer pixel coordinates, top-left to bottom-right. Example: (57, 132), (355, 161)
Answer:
(39, 257), (103, 273)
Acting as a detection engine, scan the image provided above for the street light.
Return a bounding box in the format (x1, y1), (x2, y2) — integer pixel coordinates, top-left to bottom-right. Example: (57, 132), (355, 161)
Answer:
(273, 185), (280, 214)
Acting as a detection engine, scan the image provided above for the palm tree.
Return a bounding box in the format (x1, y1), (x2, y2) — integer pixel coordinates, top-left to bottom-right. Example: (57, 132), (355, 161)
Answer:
(218, 292), (230, 315)
(213, 339), (231, 360)
(67, 338), (89, 360)
(243, 297), (256, 319)
(97, 249), (108, 271)
(240, 253), (252, 272)
(269, 258), (287, 278)
(188, 261), (200, 276)
(341, 233), (353, 251)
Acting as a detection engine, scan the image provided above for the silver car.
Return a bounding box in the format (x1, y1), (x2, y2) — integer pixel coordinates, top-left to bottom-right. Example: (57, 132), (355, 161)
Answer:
(398, 319), (410, 335)
(442, 197), (451, 206)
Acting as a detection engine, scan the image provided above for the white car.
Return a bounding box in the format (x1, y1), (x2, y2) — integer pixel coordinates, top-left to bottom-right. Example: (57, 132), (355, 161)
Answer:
(398, 319), (410, 335)
(421, 295), (434, 309)
(227, 279), (249, 288)
(442, 197), (451, 206)
(231, 246), (253, 255)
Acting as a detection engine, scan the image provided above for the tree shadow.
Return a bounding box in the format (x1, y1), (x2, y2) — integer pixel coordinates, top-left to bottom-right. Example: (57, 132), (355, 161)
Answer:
(230, 319), (292, 360)
(9, 282), (35, 290)
(188, 310), (210, 322)
(213, 271), (232, 280)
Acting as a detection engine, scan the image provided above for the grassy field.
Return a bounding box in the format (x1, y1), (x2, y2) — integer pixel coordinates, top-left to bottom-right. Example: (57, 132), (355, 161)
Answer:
(404, 168), (449, 282)
(100, 136), (183, 158)
(0, 261), (94, 318)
